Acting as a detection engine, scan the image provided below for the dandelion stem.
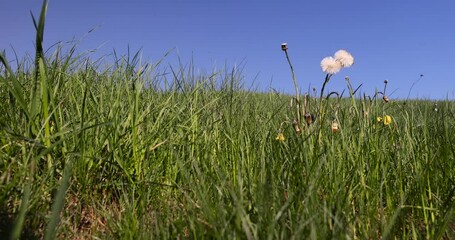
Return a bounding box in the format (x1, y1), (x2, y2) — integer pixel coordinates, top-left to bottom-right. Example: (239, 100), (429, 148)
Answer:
(318, 73), (331, 121)
(319, 74), (330, 101)
(317, 74), (331, 142)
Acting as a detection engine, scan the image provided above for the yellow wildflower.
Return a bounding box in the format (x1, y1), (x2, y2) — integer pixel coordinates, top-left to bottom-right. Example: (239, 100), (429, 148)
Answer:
(276, 133), (285, 141)
(383, 115), (392, 125)
(376, 115), (392, 125)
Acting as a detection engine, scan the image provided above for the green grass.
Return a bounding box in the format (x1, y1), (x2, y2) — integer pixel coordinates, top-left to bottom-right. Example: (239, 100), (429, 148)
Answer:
(1, 2), (454, 239)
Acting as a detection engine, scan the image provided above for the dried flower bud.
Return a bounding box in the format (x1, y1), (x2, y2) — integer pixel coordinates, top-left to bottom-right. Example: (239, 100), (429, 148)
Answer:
(384, 79), (388, 84)
(292, 120), (302, 135)
(304, 112), (315, 126)
(281, 43), (288, 51)
(383, 95), (389, 103)
(331, 119), (339, 133)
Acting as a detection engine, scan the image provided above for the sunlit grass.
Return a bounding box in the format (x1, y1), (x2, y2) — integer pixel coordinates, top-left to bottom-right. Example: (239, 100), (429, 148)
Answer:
(1, 1), (454, 239)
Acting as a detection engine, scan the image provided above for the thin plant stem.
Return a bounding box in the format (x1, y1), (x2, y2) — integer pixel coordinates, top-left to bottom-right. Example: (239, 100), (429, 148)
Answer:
(318, 73), (332, 120)
(317, 73), (331, 142)
(283, 48), (301, 124)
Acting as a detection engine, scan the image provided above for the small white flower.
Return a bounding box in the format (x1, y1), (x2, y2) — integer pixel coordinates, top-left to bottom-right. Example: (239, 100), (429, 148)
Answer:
(334, 49), (354, 67)
(321, 56), (342, 74)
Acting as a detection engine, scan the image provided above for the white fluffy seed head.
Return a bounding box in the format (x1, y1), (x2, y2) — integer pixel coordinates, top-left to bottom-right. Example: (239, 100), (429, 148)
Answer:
(334, 49), (354, 67)
(321, 56), (342, 74)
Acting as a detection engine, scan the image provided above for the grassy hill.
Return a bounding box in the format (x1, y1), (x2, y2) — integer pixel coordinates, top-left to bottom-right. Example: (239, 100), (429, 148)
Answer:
(0, 1), (454, 239)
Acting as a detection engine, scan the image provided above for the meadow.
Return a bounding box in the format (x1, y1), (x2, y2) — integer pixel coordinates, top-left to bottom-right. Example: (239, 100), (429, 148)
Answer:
(1, 2), (454, 239)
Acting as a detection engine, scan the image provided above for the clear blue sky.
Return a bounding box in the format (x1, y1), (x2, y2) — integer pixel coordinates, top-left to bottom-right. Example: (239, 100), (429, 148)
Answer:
(2, 0), (455, 99)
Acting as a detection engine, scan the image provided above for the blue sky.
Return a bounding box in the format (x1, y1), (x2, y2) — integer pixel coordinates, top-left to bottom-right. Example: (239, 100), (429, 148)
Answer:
(2, 0), (455, 99)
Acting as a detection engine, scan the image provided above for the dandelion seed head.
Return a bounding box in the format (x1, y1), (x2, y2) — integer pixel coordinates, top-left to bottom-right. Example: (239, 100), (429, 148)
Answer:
(334, 49), (354, 67)
(321, 56), (342, 74)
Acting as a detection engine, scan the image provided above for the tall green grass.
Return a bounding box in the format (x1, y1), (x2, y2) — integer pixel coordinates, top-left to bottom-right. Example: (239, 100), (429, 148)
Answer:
(1, 1), (454, 239)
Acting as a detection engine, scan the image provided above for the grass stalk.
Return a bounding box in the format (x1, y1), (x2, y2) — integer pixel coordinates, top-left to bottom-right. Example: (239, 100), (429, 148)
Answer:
(282, 44), (301, 125)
